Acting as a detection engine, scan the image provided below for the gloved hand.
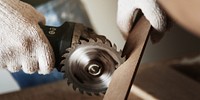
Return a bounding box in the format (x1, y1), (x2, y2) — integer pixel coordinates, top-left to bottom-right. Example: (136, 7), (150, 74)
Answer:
(117, 0), (167, 35)
(0, 0), (54, 74)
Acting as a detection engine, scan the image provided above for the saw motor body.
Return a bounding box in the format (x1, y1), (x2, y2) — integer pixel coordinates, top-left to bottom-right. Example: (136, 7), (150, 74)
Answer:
(40, 22), (125, 95)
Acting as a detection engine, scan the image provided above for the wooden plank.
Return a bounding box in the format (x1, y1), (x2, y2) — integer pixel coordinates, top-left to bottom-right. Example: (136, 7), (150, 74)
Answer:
(104, 16), (151, 100)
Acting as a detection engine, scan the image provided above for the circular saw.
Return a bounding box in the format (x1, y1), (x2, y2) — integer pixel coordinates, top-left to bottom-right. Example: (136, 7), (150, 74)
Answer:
(40, 22), (125, 96)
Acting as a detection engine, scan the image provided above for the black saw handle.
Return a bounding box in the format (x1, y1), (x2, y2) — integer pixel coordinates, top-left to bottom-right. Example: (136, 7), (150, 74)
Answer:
(39, 22), (75, 71)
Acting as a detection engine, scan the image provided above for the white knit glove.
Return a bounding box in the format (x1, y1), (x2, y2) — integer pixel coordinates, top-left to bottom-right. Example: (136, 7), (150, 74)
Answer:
(117, 0), (167, 34)
(0, 0), (54, 74)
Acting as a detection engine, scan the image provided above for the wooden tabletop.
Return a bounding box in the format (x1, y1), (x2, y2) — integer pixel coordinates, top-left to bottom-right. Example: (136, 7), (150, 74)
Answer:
(1, 53), (200, 100)
(0, 80), (103, 100)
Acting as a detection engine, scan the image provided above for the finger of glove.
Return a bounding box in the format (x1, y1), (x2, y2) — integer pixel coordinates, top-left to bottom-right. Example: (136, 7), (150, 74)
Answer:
(36, 42), (55, 75)
(1, 59), (21, 73)
(117, 0), (167, 36)
(0, 49), (21, 72)
(21, 57), (38, 74)
(7, 63), (21, 72)
(137, 0), (166, 32)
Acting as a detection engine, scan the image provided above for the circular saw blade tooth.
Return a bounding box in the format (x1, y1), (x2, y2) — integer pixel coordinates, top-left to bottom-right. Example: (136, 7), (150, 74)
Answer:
(86, 92), (92, 96)
(72, 84), (77, 91)
(112, 43), (117, 49)
(66, 48), (73, 53)
(79, 89), (84, 94)
(104, 39), (111, 46)
(61, 65), (65, 72)
(122, 56), (126, 62)
(74, 87), (80, 93)
(96, 38), (103, 43)
(60, 59), (65, 65)
(62, 52), (69, 58)
(89, 38), (96, 43)
(99, 92), (105, 96)
(119, 50), (123, 54)
(67, 80), (71, 85)
(80, 40), (87, 44)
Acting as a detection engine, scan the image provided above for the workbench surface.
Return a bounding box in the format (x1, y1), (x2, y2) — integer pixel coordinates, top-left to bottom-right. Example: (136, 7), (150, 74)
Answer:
(1, 53), (200, 100)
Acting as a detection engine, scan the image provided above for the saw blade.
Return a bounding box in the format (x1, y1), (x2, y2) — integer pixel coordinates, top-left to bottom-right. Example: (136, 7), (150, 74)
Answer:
(60, 35), (125, 96)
